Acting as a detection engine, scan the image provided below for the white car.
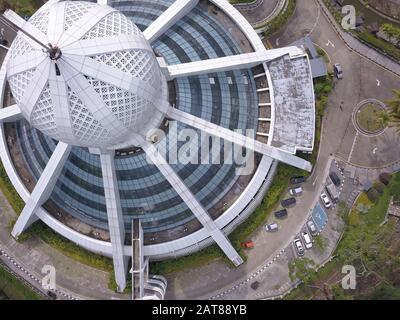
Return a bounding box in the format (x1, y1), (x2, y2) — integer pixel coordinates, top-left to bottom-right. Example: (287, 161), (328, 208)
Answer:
(307, 220), (318, 236)
(294, 238), (305, 256)
(301, 232), (313, 249)
(320, 192), (332, 208)
(265, 223), (278, 232)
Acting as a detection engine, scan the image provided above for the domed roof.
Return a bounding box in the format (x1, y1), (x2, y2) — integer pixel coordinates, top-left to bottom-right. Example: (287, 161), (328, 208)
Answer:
(6, 1), (168, 148)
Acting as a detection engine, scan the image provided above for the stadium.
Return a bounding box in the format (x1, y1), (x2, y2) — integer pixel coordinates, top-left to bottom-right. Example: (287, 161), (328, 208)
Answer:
(0, 0), (315, 297)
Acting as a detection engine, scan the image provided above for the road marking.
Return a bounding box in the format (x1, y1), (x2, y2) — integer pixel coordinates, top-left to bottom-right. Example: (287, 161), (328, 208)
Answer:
(326, 40), (335, 48)
(312, 174), (319, 186)
(347, 131), (359, 163)
(275, 38), (280, 46)
(372, 146), (378, 155)
(376, 79), (380, 87)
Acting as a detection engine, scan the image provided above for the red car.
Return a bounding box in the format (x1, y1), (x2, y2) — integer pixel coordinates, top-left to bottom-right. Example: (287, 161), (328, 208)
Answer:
(241, 240), (254, 249)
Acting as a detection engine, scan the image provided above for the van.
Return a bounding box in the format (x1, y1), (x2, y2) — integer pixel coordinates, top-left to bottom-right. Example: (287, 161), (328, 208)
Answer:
(274, 209), (288, 219)
(281, 197), (296, 208)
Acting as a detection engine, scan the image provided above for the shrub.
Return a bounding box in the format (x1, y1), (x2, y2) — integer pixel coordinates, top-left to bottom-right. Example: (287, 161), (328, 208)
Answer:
(379, 172), (392, 186)
(367, 188), (380, 203)
(373, 181), (386, 195)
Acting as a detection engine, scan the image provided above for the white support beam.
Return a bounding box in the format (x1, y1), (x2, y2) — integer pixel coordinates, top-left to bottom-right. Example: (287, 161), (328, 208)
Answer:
(99, 151), (129, 293)
(12, 142), (72, 238)
(3, 10), (49, 49)
(144, 0), (199, 43)
(0, 104), (23, 122)
(58, 59), (133, 140)
(143, 142), (243, 267)
(164, 47), (304, 79)
(167, 107), (312, 172)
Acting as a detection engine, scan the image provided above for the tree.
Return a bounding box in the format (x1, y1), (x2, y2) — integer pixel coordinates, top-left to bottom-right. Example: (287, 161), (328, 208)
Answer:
(289, 258), (316, 284)
(385, 89), (400, 132)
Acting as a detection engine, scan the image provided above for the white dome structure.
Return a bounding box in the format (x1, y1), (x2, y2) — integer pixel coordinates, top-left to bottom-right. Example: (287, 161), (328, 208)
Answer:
(6, 0), (168, 148)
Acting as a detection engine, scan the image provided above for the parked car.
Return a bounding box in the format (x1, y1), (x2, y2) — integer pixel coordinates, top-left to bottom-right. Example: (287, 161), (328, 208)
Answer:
(241, 240), (254, 249)
(326, 183), (340, 203)
(281, 197), (296, 208)
(47, 291), (57, 300)
(265, 223), (279, 232)
(301, 231), (313, 249)
(274, 209), (288, 219)
(290, 176), (306, 185)
(289, 187), (303, 197)
(329, 172), (341, 187)
(334, 63), (343, 79)
(320, 192), (332, 208)
(307, 220), (318, 236)
(294, 238), (305, 256)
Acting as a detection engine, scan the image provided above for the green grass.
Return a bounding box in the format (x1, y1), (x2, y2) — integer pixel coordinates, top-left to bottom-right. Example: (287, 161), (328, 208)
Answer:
(357, 103), (388, 133)
(0, 265), (42, 300)
(260, 0), (297, 35)
(0, 0), (43, 17)
(0, 161), (25, 215)
(22, 221), (113, 272)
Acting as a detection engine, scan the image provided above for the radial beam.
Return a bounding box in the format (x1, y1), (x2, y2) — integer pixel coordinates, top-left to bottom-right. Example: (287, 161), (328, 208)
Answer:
(167, 107), (312, 172)
(0, 104), (22, 122)
(99, 150), (129, 293)
(3, 10), (49, 50)
(144, 0), (199, 43)
(164, 47), (304, 79)
(57, 59), (133, 140)
(143, 142), (243, 267)
(12, 142), (72, 238)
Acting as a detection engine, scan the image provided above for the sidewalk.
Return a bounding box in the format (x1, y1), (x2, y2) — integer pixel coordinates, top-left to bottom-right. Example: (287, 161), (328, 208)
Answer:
(317, 0), (400, 77)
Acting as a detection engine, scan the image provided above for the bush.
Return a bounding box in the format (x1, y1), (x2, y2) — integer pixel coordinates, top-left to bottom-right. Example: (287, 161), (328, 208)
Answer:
(379, 172), (392, 186)
(367, 188), (380, 203)
(373, 181), (385, 195)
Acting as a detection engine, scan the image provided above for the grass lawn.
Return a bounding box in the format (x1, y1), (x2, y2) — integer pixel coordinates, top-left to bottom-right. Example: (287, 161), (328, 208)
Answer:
(0, 265), (42, 300)
(356, 103), (386, 133)
(0, 0), (43, 17)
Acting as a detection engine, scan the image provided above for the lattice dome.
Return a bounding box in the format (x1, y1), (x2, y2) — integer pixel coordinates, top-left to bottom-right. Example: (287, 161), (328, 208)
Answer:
(6, 1), (167, 148)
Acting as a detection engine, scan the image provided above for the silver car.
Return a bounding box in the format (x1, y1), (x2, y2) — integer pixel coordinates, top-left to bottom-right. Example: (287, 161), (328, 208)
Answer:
(294, 238), (305, 256)
(265, 223), (279, 232)
(334, 63), (343, 79)
(307, 220), (318, 236)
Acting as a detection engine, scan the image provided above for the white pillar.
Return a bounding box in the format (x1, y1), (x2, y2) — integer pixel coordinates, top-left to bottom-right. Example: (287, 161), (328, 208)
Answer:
(143, 143), (243, 266)
(164, 47), (304, 79)
(167, 107), (312, 172)
(0, 105), (23, 123)
(12, 142), (72, 238)
(144, 0), (199, 43)
(99, 150), (129, 293)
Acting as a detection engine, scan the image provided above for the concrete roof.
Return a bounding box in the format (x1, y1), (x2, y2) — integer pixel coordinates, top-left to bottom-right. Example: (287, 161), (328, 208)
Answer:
(268, 54), (315, 154)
